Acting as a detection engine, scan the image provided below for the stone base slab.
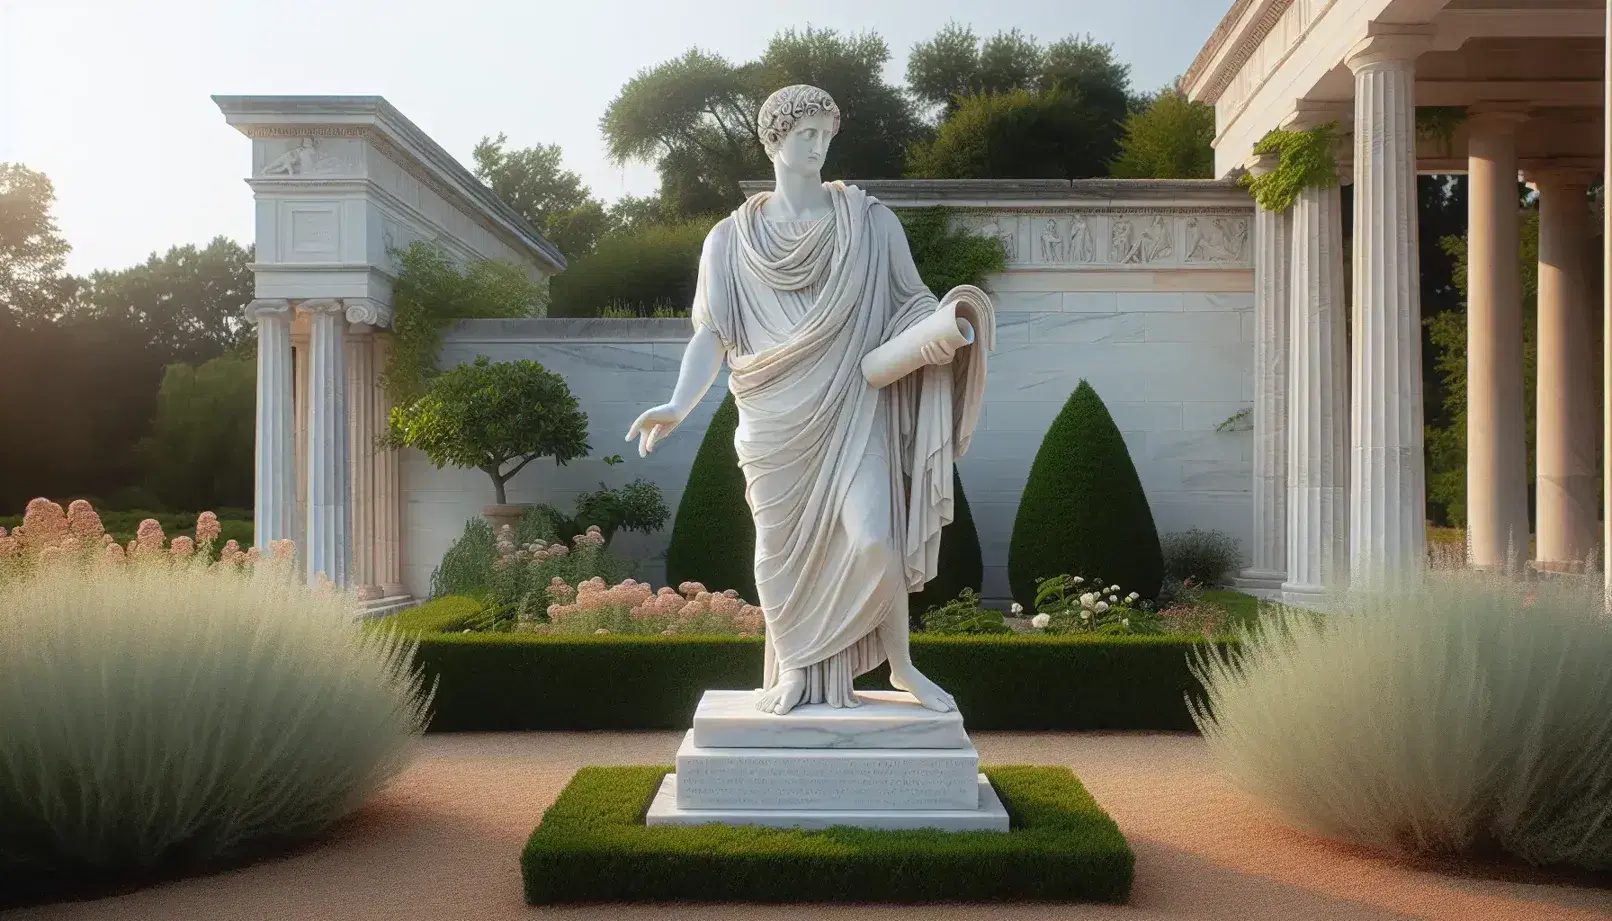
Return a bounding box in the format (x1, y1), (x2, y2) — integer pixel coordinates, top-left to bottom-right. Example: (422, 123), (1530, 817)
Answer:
(673, 731), (980, 810)
(692, 689), (969, 749)
(646, 773), (1009, 832)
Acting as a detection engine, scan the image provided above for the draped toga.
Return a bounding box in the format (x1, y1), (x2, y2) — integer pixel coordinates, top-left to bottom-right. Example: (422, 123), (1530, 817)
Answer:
(690, 181), (993, 707)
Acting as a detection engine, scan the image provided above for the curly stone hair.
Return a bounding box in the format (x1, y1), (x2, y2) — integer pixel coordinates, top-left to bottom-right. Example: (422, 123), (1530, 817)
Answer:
(756, 84), (841, 157)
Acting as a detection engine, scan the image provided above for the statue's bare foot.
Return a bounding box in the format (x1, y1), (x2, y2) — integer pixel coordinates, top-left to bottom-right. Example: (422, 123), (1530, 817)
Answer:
(889, 666), (956, 712)
(754, 668), (808, 715)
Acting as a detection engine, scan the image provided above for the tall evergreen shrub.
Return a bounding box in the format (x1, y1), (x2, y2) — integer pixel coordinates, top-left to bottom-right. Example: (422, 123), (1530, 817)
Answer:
(1007, 380), (1163, 606)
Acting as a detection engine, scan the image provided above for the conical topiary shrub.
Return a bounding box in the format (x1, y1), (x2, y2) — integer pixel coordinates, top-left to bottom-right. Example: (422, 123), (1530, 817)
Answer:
(665, 393), (758, 604)
(1007, 380), (1164, 607)
(907, 468), (983, 622)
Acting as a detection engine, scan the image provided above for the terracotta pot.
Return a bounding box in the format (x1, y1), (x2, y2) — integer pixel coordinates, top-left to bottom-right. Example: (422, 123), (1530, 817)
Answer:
(482, 504), (534, 537)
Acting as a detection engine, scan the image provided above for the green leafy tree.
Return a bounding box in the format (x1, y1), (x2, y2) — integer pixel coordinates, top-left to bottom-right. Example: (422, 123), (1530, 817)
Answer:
(74, 237), (255, 364)
(471, 134), (612, 259)
(665, 393), (758, 602)
(549, 217), (716, 318)
(1109, 88), (1217, 179)
(134, 354), (256, 512)
(0, 163), (74, 329)
(1008, 380), (1164, 606)
(906, 88), (1105, 180)
(385, 356), (590, 506)
(906, 26), (1131, 171)
(602, 28), (923, 219)
(383, 242), (549, 402)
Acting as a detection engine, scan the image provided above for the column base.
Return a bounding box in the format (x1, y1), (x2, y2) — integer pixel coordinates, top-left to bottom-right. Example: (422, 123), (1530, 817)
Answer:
(358, 594), (416, 618)
(1279, 583), (1333, 611)
(1233, 569), (1287, 592)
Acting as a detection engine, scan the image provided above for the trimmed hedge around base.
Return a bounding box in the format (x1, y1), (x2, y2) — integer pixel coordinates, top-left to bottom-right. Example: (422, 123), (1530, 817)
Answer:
(405, 626), (1232, 732)
(522, 765), (1133, 904)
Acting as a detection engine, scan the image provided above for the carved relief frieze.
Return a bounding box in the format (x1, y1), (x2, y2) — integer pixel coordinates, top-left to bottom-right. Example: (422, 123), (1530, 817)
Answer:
(1184, 215), (1250, 264)
(257, 137), (361, 177)
(949, 207), (1250, 269)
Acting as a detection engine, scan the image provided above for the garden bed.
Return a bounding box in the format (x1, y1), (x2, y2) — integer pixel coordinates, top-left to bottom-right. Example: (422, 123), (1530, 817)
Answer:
(522, 765), (1133, 904)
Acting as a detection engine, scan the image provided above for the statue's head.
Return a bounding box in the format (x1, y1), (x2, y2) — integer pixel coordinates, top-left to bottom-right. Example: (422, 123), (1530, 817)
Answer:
(757, 85), (840, 174)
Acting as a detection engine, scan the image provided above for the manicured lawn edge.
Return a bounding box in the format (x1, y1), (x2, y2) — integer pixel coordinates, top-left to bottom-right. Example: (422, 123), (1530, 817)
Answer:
(521, 765), (1134, 904)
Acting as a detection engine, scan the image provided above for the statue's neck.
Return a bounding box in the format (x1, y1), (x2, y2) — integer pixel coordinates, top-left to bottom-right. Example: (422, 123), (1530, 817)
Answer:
(769, 164), (831, 220)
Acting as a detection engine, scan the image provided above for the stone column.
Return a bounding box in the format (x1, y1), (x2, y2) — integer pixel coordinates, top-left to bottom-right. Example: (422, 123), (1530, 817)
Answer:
(1532, 170), (1599, 571)
(372, 336), (407, 597)
(1283, 178), (1351, 606)
(247, 299), (295, 548)
(298, 298), (350, 587)
(345, 321), (380, 601)
(1344, 30), (1431, 587)
(1239, 151), (1289, 590)
(1465, 105), (1533, 570)
(292, 326), (310, 576)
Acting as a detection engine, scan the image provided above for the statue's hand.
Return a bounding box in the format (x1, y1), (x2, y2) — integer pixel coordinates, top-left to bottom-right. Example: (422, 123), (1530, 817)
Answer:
(626, 403), (682, 457)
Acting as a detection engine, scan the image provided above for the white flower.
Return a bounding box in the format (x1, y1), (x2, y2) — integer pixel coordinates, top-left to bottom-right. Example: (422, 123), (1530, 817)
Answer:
(1122, 617), (1130, 626)
(1127, 592), (1139, 602)
(1109, 595), (1119, 604)
(1010, 602), (1024, 616)
(1080, 611), (1091, 621)
(1108, 584), (1120, 593)
(1072, 576), (1085, 585)
(1080, 592), (1097, 608)
(1031, 612), (1051, 629)
(1095, 601), (1109, 614)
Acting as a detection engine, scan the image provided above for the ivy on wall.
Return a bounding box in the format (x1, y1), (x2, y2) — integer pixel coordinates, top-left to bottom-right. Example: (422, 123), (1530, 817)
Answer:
(1239, 122), (1341, 213)
(898, 207), (1008, 293)
(381, 242), (550, 403)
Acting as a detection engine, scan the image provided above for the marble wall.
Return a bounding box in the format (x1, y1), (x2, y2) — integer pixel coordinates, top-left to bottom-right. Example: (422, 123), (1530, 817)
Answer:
(400, 276), (1256, 603)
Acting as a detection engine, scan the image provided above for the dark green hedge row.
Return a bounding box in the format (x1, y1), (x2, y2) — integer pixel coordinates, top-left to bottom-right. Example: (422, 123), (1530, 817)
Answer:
(409, 631), (1233, 732)
(522, 765), (1133, 904)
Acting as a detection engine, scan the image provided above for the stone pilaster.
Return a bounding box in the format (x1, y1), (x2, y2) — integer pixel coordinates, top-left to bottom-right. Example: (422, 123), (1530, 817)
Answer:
(1531, 169), (1599, 571)
(247, 299), (295, 548)
(1465, 105), (1533, 570)
(1283, 179), (1351, 606)
(373, 336), (406, 597)
(299, 298), (351, 587)
(1344, 31), (1432, 587)
(1239, 152), (1289, 590)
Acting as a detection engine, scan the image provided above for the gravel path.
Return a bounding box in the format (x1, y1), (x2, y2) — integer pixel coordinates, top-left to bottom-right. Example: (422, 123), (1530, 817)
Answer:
(15, 732), (1610, 921)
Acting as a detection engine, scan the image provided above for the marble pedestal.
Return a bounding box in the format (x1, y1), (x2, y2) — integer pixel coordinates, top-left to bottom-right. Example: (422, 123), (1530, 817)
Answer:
(645, 690), (1009, 832)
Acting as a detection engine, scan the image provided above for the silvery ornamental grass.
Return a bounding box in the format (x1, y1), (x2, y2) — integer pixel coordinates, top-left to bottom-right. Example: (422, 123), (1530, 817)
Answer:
(1190, 563), (1612, 870)
(0, 502), (431, 888)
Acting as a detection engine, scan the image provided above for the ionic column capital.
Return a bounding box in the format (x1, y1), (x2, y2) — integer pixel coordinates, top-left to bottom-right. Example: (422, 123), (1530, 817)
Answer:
(344, 297), (394, 328)
(1344, 25), (1434, 73)
(245, 298), (292, 323)
(296, 298), (345, 316)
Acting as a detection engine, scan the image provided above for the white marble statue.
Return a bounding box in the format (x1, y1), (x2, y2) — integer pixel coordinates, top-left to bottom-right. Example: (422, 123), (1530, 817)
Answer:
(626, 85), (994, 717)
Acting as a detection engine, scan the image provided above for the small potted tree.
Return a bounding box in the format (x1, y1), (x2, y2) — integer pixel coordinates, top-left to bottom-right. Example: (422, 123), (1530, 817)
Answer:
(385, 356), (590, 533)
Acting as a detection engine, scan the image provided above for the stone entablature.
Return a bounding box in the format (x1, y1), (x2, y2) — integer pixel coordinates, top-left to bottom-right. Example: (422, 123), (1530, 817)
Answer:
(215, 95), (564, 305)
(737, 179), (1254, 270)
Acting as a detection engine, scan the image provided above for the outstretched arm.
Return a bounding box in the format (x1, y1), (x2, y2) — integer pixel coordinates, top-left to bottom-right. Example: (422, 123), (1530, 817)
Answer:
(625, 324), (724, 456)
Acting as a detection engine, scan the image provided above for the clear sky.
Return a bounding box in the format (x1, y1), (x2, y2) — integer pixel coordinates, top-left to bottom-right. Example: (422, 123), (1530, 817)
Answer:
(0, 0), (1226, 274)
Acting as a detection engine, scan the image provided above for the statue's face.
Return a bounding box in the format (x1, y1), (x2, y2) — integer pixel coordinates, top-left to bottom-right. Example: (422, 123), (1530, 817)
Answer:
(773, 112), (834, 174)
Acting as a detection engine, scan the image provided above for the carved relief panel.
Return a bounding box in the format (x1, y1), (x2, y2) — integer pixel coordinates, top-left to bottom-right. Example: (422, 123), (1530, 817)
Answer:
(956, 209), (1250, 269)
(254, 137), (362, 177)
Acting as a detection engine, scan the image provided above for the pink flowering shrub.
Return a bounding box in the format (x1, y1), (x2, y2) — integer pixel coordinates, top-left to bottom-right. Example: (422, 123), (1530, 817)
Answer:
(0, 498), (292, 582)
(521, 578), (765, 637)
(483, 523), (631, 619)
